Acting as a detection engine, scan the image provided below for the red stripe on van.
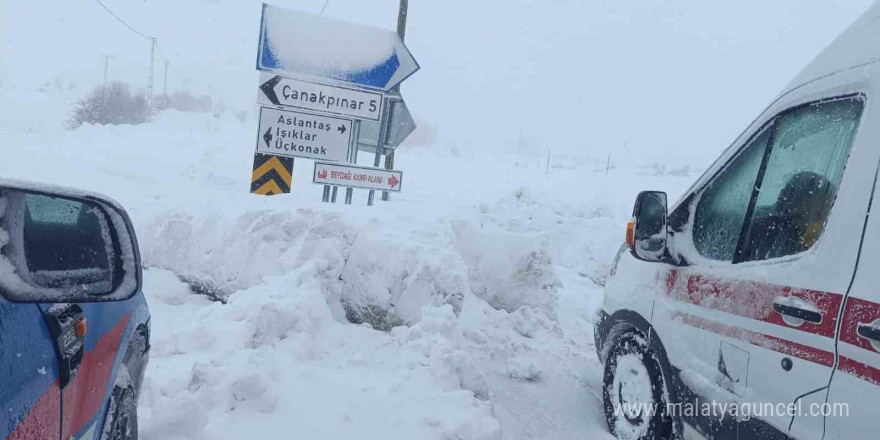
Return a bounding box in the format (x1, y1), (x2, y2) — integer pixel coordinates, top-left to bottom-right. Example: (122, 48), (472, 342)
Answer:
(838, 356), (880, 387)
(675, 312), (835, 367)
(665, 269), (842, 338)
(838, 296), (880, 351)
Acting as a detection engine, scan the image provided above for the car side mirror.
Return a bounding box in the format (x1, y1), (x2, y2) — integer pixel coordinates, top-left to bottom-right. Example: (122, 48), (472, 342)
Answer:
(0, 182), (141, 303)
(626, 191), (668, 262)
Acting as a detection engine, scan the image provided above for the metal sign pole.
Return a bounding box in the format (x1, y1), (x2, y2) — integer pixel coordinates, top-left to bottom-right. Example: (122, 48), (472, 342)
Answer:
(382, 149), (393, 201)
(346, 120), (360, 205)
(383, 0), (409, 202)
(380, 104), (393, 201)
(322, 185), (331, 202)
(367, 99), (391, 206)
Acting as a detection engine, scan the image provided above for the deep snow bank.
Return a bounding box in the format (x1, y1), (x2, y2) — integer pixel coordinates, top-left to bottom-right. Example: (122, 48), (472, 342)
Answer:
(140, 206), (562, 329)
(2, 112), (700, 439)
(140, 268), (503, 440)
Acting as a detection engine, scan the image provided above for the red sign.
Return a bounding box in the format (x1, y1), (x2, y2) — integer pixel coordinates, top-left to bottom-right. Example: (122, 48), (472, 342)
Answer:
(313, 162), (403, 192)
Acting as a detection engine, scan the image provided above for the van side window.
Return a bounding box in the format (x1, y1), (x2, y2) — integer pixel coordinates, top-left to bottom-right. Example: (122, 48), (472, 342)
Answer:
(740, 98), (863, 261)
(693, 127), (772, 261)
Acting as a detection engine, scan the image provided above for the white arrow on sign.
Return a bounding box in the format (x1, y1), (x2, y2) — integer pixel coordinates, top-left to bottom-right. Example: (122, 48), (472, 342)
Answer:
(313, 162), (403, 192)
(258, 72), (384, 121)
(256, 107), (352, 163)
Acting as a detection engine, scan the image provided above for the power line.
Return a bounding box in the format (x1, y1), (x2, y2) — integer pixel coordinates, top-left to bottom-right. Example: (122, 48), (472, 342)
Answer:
(155, 39), (168, 62)
(93, 0), (152, 41)
(92, 0), (174, 117)
(319, 0), (331, 16)
(93, 0), (170, 63)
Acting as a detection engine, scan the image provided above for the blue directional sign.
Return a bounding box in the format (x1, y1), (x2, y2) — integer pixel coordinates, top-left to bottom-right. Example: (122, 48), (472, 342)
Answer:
(257, 3), (419, 92)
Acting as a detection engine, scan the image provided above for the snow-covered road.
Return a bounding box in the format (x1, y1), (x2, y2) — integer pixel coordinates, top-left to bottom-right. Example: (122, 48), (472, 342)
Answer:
(2, 111), (701, 439)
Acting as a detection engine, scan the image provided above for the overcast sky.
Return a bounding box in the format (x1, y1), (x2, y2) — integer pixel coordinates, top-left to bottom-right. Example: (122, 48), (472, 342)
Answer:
(1, 0), (876, 163)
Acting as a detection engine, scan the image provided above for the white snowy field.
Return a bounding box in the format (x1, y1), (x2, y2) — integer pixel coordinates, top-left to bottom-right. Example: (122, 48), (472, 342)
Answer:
(1, 110), (700, 439)
(1, 0), (874, 437)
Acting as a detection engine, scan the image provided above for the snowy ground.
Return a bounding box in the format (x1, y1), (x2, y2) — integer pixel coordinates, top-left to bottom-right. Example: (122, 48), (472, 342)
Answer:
(1, 111), (702, 439)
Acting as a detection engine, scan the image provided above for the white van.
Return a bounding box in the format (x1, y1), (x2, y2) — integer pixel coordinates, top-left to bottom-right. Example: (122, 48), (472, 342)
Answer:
(594, 4), (880, 440)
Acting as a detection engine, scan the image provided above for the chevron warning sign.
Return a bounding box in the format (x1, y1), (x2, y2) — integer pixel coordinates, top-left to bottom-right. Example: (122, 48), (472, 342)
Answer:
(251, 153), (293, 195)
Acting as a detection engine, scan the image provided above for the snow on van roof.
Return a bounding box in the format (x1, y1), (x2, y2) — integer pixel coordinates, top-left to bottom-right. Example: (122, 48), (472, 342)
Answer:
(786, 2), (880, 91)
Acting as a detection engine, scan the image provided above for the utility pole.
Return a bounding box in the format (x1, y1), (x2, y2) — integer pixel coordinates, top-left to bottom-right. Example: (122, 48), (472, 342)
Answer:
(545, 148), (551, 175)
(396, 0), (408, 42)
(100, 53), (116, 87)
(163, 59), (169, 97)
(147, 37), (156, 111)
(381, 0), (408, 201)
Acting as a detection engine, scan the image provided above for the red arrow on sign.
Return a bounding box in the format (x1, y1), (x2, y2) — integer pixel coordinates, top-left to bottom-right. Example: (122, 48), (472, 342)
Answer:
(388, 174), (400, 189)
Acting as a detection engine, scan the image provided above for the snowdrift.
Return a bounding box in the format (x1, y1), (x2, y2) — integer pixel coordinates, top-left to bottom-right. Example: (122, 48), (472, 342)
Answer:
(140, 207), (561, 327)
(1, 110), (698, 439)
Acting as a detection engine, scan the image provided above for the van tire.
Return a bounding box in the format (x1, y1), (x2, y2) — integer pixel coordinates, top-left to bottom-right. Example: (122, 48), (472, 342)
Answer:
(602, 331), (674, 440)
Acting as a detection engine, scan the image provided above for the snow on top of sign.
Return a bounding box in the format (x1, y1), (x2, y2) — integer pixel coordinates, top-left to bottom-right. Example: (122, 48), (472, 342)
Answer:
(263, 5), (397, 76)
(786, 2), (880, 91)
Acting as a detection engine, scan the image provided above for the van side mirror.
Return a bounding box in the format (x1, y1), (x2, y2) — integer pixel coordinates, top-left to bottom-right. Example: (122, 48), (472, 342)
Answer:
(627, 191), (668, 262)
(0, 183), (141, 303)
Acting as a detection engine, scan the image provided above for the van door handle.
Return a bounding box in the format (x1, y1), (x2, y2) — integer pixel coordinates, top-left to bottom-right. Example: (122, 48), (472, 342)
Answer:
(772, 297), (822, 325)
(857, 323), (880, 343)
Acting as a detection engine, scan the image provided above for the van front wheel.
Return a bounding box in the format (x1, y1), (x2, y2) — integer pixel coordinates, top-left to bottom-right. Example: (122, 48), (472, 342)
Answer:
(602, 331), (673, 440)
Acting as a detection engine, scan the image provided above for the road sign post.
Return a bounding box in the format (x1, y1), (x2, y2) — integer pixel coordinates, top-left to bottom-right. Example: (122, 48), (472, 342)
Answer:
(368, 98), (391, 206)
(250, 4), (418, 204)
(345, 120), (360, 205)
(385, 0), (409, 201)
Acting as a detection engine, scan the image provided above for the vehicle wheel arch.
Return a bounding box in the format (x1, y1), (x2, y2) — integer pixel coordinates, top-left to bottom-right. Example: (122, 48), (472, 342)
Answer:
(121, 323), (149, 397)
(599, 310), (653, 363)
(600, 309), (684, 439)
